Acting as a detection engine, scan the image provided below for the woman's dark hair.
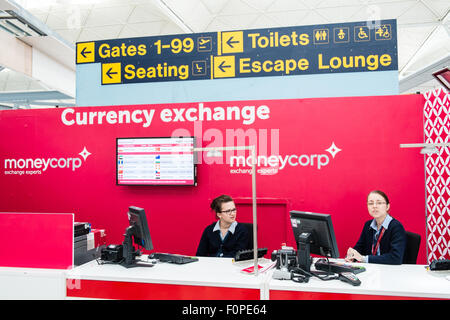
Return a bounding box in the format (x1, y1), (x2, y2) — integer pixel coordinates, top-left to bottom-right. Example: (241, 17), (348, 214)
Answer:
(210, 194), (234, 217)
(368, 190), (390, 205)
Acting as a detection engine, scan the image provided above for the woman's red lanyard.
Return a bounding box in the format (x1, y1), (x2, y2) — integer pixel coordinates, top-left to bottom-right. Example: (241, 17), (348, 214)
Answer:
(372, 227), (385, 255)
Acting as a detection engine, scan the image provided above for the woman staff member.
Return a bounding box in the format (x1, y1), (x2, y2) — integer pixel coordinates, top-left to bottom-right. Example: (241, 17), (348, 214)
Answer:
(196, 194), (249, 258)
(345, 190), (406, 265)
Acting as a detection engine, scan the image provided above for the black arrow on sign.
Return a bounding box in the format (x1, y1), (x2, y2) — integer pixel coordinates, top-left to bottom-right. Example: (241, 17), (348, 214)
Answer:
(105, 67), (118, 79)
(226, 36), (239, 48)
(80, 47), (92, 58)
(218, 61), (231, 73)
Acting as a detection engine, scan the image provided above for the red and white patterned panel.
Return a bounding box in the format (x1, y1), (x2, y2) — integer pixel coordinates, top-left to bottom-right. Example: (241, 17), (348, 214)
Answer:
(423, 88), (450, 263)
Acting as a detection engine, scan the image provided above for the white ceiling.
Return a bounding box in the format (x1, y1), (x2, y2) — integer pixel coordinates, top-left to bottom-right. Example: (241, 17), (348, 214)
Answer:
(1, 0), (449, 108)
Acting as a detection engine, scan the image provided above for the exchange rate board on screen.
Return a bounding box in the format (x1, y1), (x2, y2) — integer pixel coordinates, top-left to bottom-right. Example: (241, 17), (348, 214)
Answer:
(116, 137), (196, 186)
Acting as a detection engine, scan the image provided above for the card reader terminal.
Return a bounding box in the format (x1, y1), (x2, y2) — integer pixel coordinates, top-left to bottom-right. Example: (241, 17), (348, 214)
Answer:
(338, 272), (361, 286)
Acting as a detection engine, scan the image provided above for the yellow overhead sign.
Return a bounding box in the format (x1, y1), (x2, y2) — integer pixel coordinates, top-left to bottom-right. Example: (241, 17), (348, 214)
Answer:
(76, 42), (95, 64)
(75, 19), (398, 85)
(102, 63), (121, 84)
(212, 56), (235, 78)
(220, 31), (244, 55)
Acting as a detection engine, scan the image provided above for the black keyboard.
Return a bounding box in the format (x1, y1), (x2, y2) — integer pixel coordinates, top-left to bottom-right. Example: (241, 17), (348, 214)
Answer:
(149, 252), (199, 264)
(234, 248), (268, 261)
(315, 259), (366, 274)
(429, 259), (450, 271)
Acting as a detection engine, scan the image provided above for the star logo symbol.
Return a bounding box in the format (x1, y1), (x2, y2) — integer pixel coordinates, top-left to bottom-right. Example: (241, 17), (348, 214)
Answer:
(79, 147), (91, 161)
(325, 142), (342, 158)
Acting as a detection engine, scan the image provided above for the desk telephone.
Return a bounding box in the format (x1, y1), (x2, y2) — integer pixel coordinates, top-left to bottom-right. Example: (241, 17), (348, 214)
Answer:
(270, 246), (363, 286)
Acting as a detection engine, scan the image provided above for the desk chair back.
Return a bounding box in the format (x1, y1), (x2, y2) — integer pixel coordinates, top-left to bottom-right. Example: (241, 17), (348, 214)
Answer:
(240, 223), (254, 250)
(403, 231), (421, 264)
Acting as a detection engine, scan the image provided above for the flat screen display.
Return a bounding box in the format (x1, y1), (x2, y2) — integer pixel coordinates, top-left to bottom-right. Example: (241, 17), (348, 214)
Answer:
(116, 136), (196, 186)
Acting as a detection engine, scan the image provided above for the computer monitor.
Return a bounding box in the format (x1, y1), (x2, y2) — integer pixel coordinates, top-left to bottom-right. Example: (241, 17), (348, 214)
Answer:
(116, 136), (197, 186)
(289, 210), (339, 272)
(122, 206), (153, 267)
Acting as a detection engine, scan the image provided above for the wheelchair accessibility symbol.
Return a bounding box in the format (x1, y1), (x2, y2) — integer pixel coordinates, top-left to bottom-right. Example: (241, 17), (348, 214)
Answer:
(354, 26), (370, 42)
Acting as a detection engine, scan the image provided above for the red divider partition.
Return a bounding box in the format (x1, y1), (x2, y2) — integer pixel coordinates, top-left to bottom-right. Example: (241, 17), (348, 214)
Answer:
(0, 212), (73, 269)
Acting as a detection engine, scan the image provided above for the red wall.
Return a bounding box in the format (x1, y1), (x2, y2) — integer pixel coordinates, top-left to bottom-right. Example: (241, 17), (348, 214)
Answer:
(0, 94), (427, 263)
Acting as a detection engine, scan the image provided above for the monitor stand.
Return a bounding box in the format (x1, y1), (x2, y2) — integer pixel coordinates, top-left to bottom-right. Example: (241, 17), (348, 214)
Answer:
(297, 232), (312, 272)
(121, 226), (153, 268)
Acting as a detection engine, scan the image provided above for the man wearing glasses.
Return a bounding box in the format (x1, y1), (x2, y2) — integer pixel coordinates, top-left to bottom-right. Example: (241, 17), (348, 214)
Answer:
(345, 190), (406, 265)
(196, 194), (249, 258)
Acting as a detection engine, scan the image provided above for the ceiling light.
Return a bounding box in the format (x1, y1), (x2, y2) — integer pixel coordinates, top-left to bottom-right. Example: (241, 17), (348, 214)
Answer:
(0, 9), (46, 36)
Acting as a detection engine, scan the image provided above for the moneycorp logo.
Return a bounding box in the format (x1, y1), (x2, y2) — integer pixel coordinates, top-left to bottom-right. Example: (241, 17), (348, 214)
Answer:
(230, 142), (342, 173)
(3, 147), (92, 176)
